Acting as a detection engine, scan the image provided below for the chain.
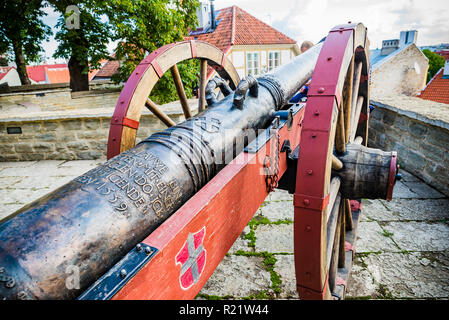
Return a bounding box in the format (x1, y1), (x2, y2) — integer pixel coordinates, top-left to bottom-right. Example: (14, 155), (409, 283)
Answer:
(264, 128), (280, 193)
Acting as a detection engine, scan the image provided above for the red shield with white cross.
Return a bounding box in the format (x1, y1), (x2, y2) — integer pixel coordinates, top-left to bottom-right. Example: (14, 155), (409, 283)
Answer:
(175, 227), (207, 290)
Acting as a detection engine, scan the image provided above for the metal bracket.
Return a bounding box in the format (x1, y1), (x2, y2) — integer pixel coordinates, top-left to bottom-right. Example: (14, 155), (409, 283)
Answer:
(244, 104), (303, 153)
(78, 243), (158, 300)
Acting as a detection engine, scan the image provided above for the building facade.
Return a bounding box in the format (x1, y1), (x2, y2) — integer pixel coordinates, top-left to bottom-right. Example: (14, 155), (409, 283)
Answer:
(187, 4), (300, 80)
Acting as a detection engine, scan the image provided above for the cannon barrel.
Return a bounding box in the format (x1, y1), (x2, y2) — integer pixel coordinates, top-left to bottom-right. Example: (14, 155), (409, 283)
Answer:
(0, 44), (323, 300)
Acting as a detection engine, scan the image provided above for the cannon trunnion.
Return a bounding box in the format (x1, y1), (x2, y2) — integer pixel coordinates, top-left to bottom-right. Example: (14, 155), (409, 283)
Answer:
(0, 23), (399, 300)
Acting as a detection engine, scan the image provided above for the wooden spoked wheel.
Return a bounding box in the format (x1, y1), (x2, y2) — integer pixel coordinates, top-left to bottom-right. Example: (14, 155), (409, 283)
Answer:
(107, 40), (241, 159)
(294, 23), (370, 300)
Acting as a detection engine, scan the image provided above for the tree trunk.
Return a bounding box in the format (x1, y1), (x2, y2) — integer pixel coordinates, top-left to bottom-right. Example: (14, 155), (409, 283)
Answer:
(12, 41), (31, 85)
(68, 56), (89, 92)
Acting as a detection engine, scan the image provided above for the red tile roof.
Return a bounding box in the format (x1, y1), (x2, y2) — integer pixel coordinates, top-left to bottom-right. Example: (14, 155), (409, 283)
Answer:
(435, 51), (449, 61)
(45, 67), (70, 84)
(26, 64), (67, 83)
(419, 68), (449, 104)
(93, 60), (120, 78)
(186, 6), (296, 53)
(0, 66), (15, 81)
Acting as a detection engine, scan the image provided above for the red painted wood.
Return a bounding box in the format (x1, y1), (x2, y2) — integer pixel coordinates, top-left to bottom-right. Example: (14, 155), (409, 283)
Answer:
(112, 108), (304, 300)
(294, 24), (357, 300)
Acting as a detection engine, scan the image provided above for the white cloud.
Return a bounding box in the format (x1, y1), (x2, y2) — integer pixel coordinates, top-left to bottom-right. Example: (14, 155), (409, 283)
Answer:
(214, 0), (449, 49)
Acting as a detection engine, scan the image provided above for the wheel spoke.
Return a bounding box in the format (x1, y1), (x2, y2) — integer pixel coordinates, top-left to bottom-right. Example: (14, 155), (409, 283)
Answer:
(332, 155), (343, 170)
(326, 193), (342, 270)
(335, 106), (346, 154)
(328, 199), (343, 293)
(170, 64), (192, 119)
(338, 199), (346, 269)
(198, 59), (208, 113)
(349, 96), (364, 142)
(145, 98), (176, 127)
(326, 177), (341, 224)
(343, 57), (354, 144)
(345, 198), (353, 231)
(349, 61), (363, 140)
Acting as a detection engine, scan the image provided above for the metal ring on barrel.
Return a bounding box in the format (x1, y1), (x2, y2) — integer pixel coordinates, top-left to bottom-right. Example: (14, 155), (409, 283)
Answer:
(107, 40), (241, 159)
(294, 23), (370, 300)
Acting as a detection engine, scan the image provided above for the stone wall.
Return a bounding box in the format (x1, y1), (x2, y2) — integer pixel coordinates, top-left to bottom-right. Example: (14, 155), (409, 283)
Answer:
(0, 83), (195, 162)
(368, 99), (449, 196)
(0, 112), (187, 162)
(0, 81), (121, 112)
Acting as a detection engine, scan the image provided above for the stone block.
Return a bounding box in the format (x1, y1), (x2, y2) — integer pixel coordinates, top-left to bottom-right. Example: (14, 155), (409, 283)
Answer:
(199, 255), (272, 298)
(356, 221), (398, 253)
(61, 120), (82, 130)
(43, 121), (60, 131)
(14, 143), (33, 153)
(260, 201), (293, 221)
(406, 149), (426, 172)
(380, 198), (449, 221)
(66, 141), (89, 151)
(408, 121), (428, 138)
(382, 111), (396, 125)
(76, 150), (103, 160)
(425, 127), (449, 150)
(383, 221), (449, 251)
(273, 254), (298, 298)
(35, 133), (57, 142)
(254, 224), (293, 253)
(33, 142), (55, 152)
(84, 119), (101, 130)
(359, 252), (449, 298)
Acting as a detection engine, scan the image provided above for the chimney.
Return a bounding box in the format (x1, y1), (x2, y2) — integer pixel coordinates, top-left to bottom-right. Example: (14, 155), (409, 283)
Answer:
(210, 0), (217, 30)
(196, 1), (211, 29)
(444, 60), (449, 79)
(399, 30), (418, 47)
(381, 39), (399, 56)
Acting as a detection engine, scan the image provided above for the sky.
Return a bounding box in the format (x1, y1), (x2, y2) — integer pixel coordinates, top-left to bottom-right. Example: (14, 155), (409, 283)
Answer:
(41, 0), (449, 63)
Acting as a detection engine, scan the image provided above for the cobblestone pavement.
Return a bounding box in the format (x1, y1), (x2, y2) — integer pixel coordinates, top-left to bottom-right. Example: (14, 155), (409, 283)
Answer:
(1, 160), (448, 300)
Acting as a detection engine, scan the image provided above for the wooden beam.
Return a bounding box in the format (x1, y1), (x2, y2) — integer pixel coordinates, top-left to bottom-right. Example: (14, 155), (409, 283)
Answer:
(170, 64), (192, 119)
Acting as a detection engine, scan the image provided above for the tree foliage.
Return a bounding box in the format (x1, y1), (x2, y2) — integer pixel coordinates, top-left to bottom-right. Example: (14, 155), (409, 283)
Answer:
(0, 0), (52, 84)
(422, 49), (445, 83)
(102, 0), (200, 104)
(49, 0), (112, 91)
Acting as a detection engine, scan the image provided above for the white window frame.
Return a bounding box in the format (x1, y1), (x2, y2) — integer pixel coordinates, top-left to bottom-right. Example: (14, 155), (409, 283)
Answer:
(268, 51), (281, 71)
(246, 52), (260, 76)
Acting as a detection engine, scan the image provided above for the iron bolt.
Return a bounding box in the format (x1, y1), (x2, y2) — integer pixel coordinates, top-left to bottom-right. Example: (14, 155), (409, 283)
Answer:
(145, 247), (153, 255)
(120, 269), (127, 279)
(307, 169), (313, 175)
(303, 199), (310, 206)
(314, 110), (320, 116)
(305, 225), (311, 232)
(136, 244), (142, 252)
(318, 87), (325, 93)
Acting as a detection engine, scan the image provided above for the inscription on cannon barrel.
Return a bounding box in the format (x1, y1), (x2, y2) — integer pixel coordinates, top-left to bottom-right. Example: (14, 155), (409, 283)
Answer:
(74, 149), (182, 218)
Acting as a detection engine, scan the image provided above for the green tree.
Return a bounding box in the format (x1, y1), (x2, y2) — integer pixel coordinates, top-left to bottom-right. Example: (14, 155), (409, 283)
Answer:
(102, 0), (200, 104)
(49, 0), (112, 91)
(0, 0), (52, 85)
(422, 49), (445, 83)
